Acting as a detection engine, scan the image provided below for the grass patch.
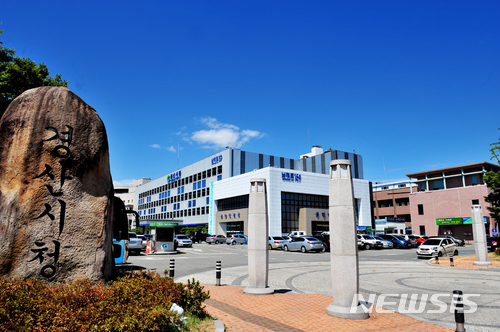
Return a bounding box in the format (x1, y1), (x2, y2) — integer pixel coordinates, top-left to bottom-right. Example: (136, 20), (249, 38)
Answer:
(184, 312), (216, 332)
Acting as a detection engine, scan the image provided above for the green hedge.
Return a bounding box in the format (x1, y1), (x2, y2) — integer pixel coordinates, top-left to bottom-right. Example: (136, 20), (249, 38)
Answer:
(0, 271), (210, 331)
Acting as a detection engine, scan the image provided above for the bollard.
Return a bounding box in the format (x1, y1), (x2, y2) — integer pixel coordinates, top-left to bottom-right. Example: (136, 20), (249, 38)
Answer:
(453, 290), (465, 332)
(434, 251), (439, 264)
(216, 261), (221, 286)
(169, 259), (175, 278)
(450, 252), (454, 267)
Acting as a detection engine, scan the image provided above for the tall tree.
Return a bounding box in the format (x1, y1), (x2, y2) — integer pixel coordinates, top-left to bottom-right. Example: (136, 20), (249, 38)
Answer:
(484, 129), (500, 228)
(0, 28), (68, 118)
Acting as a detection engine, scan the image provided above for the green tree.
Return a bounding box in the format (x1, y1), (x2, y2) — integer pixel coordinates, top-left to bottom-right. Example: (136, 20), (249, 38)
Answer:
(0, 27), (68, 118)
(484, 129), (500, 227)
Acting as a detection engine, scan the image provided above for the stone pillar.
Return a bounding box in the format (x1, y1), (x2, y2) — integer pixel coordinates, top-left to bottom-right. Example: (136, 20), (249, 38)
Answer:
(244, 178), (274, 295)
(326, 160), (369, 319)
(472, 205), (491, 266)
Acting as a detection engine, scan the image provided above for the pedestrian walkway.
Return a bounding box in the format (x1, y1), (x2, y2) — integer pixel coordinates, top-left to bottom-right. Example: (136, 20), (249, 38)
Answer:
(202, 285), (454, 332)
(431, 253), (500, 269)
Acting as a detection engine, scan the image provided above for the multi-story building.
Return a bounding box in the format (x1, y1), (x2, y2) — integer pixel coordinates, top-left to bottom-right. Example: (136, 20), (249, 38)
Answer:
(372, 180), (415, 234)
(114, 178), (150, 226)
(407, 162), (500, 240)
(134, 146), (371, 236)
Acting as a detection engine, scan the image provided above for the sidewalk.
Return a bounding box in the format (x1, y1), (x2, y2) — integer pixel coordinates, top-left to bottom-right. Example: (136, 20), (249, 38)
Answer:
(430, 253), (500, 269)
(202, 285), (454, 332)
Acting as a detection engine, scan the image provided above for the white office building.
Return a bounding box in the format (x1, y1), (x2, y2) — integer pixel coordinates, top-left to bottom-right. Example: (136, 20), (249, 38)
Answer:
(134, 146), (372, 236)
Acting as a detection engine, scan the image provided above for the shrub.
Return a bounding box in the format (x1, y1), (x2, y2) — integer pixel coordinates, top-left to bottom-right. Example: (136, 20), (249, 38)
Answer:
(0, 271), (210, 332)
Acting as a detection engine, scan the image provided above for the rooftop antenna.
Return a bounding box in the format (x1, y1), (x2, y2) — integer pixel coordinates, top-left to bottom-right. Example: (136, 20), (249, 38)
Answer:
(382, 156), (386, 181)
(308, 128), (310, 151)
(177, 142), (180, 169)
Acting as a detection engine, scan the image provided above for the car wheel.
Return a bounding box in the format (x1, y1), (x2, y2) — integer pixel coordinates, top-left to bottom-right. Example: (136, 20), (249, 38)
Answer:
(301, 246), (307, 253)
(269, 244), (272, 250)
(438, 251), (443, 257)
(215, 240), (219, 244)
(395, 243), (401, 249)
(283, 245), (289, 252)
(321, 244), (326, 253)
(454, 250), (458, 256)
(232, 241), (236, 245)
(364, 243), (371, 250)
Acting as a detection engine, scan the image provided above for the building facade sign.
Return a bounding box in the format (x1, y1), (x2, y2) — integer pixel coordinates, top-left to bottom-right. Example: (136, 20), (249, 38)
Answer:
(167, 171), (181, 183)
(212, 155), (223, 165)
(150, 222), (178, 227)
(282, 172), (301, 183)
(436, 217), (488, 225)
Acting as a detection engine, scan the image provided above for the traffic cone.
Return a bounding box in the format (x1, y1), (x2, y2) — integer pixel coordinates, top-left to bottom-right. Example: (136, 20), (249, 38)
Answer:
(146, 241), (151, 254)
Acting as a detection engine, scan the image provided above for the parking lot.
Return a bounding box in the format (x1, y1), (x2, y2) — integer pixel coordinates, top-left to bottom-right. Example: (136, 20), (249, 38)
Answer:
(126, 243), (499, 332)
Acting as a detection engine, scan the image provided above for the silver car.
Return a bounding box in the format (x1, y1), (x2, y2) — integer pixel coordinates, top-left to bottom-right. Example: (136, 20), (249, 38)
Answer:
(269, 236), (285, 250)
(374, 236), (393, 249)
(282, 236), (323, 253)
(174, 234), (193, 247)
(128, 232), (143, 255)
(206, 234), (226, 244)
(226, 234), (247, 245)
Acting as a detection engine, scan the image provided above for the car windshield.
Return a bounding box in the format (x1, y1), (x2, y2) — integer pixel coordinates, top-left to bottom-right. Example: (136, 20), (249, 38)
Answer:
(423, 239), (441, 245)
(176, 235), (189, 239)
(129, 233), (137, 238)
(364, 235), (375, 240)
(272, 237), (284, 240)
(305, 237), (319, 241)
(393, 235), (404, 240)
(374, 236), (383, 241)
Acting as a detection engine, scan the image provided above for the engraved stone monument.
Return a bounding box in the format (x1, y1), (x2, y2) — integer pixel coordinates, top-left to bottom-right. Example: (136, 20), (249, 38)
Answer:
(472, 205), (491, 266)
(327, 160), (369, 319)
(0, 87), (114, 282)
(244, 178), (274, 295)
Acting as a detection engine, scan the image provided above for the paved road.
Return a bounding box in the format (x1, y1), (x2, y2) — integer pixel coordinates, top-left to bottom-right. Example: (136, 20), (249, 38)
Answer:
(127, 244), (500, 332)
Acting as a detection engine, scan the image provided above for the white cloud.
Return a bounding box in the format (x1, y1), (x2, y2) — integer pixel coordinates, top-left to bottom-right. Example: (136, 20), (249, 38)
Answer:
(167, 146), (177, 152)
(190, 117), (263, 149)
(149, 144), (161, 149)
(113, 179), (135, 187)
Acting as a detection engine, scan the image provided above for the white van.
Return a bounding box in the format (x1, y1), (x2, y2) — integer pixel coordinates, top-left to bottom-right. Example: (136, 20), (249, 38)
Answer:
(288, 231), (306, 237)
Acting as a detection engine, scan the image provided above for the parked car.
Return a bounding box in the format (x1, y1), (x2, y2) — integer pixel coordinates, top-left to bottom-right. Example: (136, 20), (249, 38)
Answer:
(404, 235), (419, 248)
(442, 235), (465, 246)
(282, 236), (323, 253)
(415, 235), (428, 246)
(206, 234), (226, 244)
(287, 231), (307, 237)
(226, 234), (247, 245)
(378, 234), (412, 249)
(191, 232), (210, 243)
(269, 236), (286, 249)
(174, 234), (193, 247)
(374, 236), (393, 249)
(137, 234), (147, 250)
(487, 237), (500, 252)
(416, 237), (458, 258)
(357, 234), (383, 250)
(313, 233), (330, 252)
(128, 232), (143, 255)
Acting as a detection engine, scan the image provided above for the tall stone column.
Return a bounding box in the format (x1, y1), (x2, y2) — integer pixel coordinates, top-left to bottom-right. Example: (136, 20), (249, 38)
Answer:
(326, 160), (369, 319)
(244, 178), (274, 295)
(472, 205), (491, 266)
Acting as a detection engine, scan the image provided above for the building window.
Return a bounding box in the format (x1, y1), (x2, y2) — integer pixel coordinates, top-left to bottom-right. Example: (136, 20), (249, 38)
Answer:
(217, 175), (222, 181)
(419, 182), (426, 191)
(418, 204), (424, 215)
(471, 175), (478, 186)
(472, 199), (479, 205)
(432, 180), (444, 190)
(419, 225), (425, 236)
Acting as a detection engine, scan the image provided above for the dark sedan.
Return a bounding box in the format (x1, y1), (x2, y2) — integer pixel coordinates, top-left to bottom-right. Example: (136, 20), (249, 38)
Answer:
(487, 237), (500, 252)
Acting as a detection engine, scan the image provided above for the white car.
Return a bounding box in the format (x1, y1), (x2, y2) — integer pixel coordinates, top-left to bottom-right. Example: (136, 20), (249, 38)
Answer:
(128, 232), (143, 255)
(226, 234), (247, 245)
(174, 234), (193, 247)
(269, 236), (285, 249)
(416, 237), (458, 259)
(357, 234), (383, 250)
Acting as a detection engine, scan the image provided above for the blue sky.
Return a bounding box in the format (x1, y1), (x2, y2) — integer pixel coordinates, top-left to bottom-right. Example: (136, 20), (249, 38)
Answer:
(2, 1), (499, 186)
